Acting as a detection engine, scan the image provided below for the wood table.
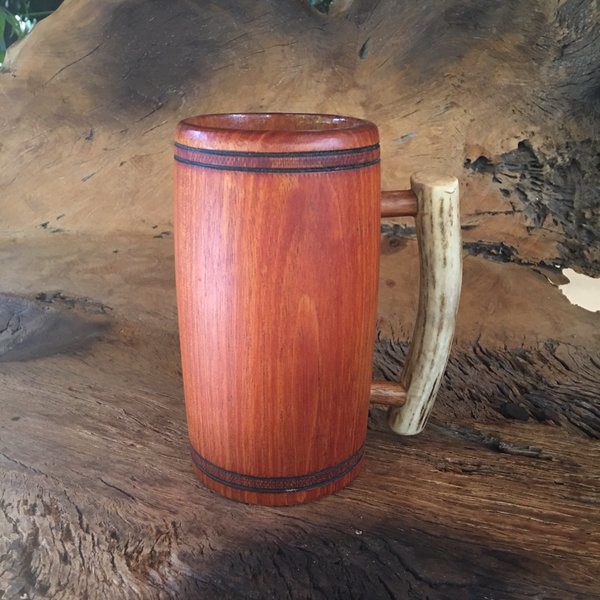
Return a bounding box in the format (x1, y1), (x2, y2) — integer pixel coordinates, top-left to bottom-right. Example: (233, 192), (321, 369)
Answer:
(1, 235), (598, 599)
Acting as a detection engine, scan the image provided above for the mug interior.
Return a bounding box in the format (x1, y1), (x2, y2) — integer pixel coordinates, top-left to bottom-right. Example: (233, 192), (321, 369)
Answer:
(176, 112), (379, 153)
(182, 113), (369, 133)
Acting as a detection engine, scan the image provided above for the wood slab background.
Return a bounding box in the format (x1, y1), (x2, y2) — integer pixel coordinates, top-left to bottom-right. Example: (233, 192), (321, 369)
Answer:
(0, 0), (598, 598)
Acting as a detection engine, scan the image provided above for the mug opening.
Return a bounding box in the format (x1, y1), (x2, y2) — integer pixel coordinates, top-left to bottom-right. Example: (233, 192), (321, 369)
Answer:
(182, 113), (370, 134)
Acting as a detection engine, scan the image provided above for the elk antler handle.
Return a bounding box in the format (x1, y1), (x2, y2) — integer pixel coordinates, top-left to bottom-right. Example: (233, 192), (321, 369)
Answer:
(370, 173), (462, 435)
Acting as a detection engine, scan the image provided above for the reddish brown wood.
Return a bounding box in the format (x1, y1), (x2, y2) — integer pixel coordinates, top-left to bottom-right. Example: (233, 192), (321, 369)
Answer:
(369, 380), (407, 406)
(381, 189), (418, 217)
(174, 113), (381, 505)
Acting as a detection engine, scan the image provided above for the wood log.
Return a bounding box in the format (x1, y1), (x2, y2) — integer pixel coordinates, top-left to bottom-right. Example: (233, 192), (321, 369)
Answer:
(0, 235), (597, 599)
(0, 0), (599, 597)
(0, 0), (597, 278)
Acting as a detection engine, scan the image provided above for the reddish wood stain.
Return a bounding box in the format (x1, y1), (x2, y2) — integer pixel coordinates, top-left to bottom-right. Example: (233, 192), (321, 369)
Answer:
(174, 114), (382, 504)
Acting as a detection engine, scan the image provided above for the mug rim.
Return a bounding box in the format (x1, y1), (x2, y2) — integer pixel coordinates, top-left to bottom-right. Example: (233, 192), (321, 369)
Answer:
(181, 112), (372, 134)
(175, 112), (379, 153)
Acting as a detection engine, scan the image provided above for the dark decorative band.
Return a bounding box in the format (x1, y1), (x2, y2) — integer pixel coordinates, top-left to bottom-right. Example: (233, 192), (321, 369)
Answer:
(174, 142), (380, 158)
(174, 155), (379, 173)
(173, 142), (380, 173)
(190, 444), (364, 494)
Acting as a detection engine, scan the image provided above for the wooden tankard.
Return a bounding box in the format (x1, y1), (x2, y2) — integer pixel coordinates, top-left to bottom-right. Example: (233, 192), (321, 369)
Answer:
(173, 113), (462, 505)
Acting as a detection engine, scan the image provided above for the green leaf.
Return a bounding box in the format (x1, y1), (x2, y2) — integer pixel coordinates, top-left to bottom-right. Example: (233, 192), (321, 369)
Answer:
(0, 7), (25, 40)
(0, 11), (6, 46)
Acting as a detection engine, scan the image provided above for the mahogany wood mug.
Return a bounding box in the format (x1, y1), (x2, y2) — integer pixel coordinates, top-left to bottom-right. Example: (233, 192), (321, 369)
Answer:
(173, 113), (462, 505)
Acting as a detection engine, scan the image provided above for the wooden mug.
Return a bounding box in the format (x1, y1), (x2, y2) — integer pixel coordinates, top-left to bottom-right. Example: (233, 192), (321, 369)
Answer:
(173, 113), (462, 505)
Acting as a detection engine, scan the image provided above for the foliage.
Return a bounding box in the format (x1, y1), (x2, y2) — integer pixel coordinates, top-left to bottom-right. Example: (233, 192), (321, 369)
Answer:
(0, 6), (23, 62)
(1, 0), (62, 63)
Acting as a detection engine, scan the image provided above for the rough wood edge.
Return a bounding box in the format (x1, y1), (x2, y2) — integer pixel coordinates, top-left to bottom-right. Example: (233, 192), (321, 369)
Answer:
(387, 172), (462, 435)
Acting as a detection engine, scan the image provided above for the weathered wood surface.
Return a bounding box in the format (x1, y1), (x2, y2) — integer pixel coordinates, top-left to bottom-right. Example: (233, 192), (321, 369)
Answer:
(1, 0), (599, 597)
(0, 236), (599, 599)
(0, 0), (598, 277)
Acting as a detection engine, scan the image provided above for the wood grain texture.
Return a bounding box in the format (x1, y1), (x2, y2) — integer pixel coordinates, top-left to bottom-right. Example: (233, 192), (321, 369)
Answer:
(369, 380), (406, 406)
(388, 174), (462, 435)
(0, 235), (598, 599)
(174, 114), (381, 505)
(0, 0), (599, 595)
(0, 0), (597, 280)
(380, 190), (417, 218)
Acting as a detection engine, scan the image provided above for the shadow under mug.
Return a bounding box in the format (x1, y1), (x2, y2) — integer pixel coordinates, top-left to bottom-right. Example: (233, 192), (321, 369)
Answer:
(173, 113), (462, 505)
